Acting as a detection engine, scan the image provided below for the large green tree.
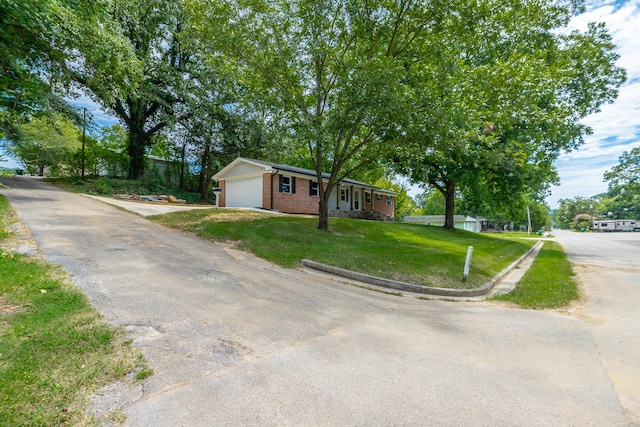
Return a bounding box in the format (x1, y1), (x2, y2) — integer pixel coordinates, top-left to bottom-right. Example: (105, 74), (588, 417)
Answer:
(556, 196), (595, 229)
(1, 0), (67, 122)
(602, 147), (640, 219)
(0, 0), (136, 134)
(95, 125), (130, 177)
(414, 188), (461, 216)
(198, 0), (444, 230)
(604, 147), (640, 189)
(393, 0), (625, 229)
(65, 0), (196, 179)
(173, 50), (280, 198)
(5, 114), (81, 176)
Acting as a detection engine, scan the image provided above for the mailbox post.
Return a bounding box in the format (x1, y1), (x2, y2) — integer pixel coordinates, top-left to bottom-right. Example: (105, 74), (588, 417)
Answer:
(212, 187), (222, 208)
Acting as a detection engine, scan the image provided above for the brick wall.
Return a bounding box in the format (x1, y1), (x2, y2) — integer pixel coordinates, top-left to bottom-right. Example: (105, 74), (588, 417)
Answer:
(363, 191), (395, 219)
(263, 174), (273, 209)
(218, 181), (226, 207)
(272, 174), (320, 214)
(375, 194), (395, 218)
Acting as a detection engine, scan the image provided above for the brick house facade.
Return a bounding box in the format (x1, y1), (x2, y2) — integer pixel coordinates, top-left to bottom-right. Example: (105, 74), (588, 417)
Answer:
(213, 157), (397, 220)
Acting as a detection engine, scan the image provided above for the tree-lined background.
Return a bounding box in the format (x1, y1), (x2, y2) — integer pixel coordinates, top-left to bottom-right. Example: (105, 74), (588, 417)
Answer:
(0, 0), (628, 231)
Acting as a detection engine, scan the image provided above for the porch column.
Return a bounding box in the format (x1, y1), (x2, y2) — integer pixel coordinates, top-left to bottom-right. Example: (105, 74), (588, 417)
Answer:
(350, 186), (353, 210)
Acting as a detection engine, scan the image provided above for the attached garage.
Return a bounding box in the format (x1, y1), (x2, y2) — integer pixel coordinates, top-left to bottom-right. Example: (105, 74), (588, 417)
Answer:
(225, 177), (263, 208)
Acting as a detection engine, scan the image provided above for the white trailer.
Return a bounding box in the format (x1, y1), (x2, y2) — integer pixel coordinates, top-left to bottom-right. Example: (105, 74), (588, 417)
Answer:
(593, 219), (639, 232)
(592, 220), (614, 232)
(618, 219), (639, 232)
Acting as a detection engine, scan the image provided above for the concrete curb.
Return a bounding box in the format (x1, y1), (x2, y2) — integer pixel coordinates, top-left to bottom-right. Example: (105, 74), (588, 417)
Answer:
(302, 240), (544, 297)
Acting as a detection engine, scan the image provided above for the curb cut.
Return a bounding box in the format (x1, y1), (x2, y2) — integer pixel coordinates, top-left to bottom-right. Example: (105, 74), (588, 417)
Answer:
(302, 240), (544, 297)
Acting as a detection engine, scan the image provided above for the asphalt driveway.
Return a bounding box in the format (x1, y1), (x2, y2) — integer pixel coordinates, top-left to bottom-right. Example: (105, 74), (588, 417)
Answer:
(0, 176), (635, 426)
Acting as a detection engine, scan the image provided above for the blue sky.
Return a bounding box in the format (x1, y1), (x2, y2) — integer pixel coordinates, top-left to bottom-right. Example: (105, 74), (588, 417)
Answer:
(4, 1), (638, 211)
(548, 0), (640, 207)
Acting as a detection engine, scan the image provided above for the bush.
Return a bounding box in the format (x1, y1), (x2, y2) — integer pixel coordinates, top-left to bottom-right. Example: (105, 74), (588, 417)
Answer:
(572, 214), (592, 231)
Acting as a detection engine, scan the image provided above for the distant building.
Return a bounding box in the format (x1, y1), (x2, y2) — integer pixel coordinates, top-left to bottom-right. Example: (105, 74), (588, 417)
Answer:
(404, 215), (486, 232)
(147, 155), (182, 185)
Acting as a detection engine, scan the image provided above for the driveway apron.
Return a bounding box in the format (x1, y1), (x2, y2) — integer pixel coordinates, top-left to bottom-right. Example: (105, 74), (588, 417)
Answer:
(0, 177), (630, 426)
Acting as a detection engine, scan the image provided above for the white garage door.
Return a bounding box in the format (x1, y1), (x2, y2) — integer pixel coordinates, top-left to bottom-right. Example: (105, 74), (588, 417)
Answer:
(226, 177), (263, 208)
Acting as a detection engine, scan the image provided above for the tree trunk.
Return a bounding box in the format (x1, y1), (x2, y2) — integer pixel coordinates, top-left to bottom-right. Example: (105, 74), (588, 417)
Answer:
(318, 193), (330, 231)
(127, 128), (147, 180)
(443, 181), (456, 230)
(179, 143), (186, 190)
(198, 144), (211, 201)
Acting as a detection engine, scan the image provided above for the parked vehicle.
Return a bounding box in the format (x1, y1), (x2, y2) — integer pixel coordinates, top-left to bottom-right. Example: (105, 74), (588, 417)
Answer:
(592, 219), (640, 232)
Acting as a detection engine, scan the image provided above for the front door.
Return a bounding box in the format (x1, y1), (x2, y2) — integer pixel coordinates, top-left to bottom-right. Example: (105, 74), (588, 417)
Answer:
(354, 190), (360, 210)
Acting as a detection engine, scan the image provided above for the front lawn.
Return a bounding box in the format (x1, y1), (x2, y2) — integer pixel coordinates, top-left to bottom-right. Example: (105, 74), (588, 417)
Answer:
(150, 209), (535, 289)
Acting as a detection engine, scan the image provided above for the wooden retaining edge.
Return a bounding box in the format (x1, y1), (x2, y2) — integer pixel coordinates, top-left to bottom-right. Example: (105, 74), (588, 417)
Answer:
(301, 240), (544, 297)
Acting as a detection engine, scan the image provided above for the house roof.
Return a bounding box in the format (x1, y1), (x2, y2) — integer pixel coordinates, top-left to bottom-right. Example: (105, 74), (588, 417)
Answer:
(214, 157), (398, 195)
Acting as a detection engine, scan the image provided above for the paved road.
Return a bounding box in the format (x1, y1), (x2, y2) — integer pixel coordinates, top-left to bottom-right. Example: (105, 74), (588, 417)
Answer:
(0, 176), (635, 426)
(553, 230), (640, 425)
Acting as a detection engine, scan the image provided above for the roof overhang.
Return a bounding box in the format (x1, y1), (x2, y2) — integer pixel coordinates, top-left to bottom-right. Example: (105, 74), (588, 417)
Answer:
(213, 157), (398, 196)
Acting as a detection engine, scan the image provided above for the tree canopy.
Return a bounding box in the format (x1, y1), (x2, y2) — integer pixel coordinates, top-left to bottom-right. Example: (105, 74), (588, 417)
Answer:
(5, 114), (81, 176)
(0, 0), (136, 130)
(601, 147), (640, 219)
(392, 0), (625, 228)
(604, 147), (640, 189)
(63, 0), (197, 179)
(0, 0), (628, 228)
(196, 0), (445, 230)
(1, 0), (68, 121)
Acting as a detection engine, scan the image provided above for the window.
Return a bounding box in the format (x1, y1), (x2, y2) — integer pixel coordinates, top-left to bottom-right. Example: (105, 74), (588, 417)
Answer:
(279, 175), (296, 194)
(376, 194), (382, 202)
(386, 195), (392, 206)
(309, 181), (319, 197)
(365, 192), (371, 204)
(340, 188), (349, 202)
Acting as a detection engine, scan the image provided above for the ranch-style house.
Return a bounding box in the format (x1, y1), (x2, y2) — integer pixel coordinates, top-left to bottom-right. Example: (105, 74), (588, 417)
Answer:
(213, 157), (397, 220)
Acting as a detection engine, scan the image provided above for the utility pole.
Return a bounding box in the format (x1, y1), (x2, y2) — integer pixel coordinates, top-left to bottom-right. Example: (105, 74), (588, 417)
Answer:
(81, 108), (86, 179)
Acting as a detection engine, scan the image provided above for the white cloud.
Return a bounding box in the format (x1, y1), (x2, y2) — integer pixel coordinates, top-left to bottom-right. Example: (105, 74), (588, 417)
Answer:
(548, 0), (640, 208)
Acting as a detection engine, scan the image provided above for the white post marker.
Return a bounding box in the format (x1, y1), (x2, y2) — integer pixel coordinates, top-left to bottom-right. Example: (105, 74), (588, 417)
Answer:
(212, 187), (222, 208)
(463, 246), (473, 282)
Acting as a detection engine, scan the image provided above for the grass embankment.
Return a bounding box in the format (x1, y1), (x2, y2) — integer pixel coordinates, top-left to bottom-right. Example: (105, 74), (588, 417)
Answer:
(50, 176), (208, 204)
(493, 241), (580, 308)
(150, 209), (535, 289)
(0, 195), (149, 426)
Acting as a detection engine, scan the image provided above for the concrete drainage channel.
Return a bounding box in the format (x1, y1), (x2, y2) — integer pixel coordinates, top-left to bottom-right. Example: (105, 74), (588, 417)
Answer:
(302, 240), (544, 298)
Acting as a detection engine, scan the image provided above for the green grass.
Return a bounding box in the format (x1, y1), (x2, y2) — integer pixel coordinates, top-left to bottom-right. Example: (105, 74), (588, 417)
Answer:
(0, 194), (148, 426)
(492, 241), (580, 308)
(150, 209), (535, 289)
(135, 368), (154, 380)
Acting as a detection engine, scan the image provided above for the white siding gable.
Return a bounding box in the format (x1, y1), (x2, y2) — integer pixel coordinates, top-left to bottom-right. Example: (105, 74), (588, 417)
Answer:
(223, 162), (266, 179)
